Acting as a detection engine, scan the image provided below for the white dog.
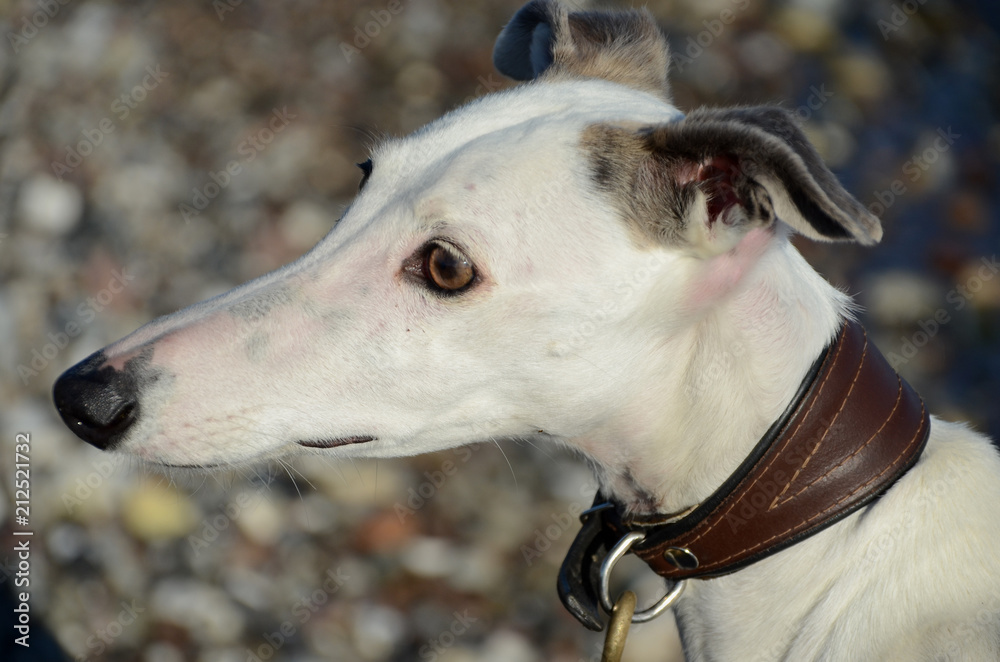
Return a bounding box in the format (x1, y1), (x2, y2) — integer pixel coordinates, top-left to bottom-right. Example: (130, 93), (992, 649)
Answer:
(54, 1), (1000, 659)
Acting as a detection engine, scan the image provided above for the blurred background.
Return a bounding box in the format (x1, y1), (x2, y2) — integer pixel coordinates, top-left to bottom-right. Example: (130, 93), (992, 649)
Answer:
(0, 0), (998, 660)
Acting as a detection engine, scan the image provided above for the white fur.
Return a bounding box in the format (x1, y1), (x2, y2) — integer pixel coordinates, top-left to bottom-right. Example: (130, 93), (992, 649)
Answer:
(92, 77), (1000, 660)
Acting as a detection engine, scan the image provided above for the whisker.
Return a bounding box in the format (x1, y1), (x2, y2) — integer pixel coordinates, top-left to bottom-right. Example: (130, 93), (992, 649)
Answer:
(348, 457), (365, 489)
(277, 459), (303, 501)
(518, 435), (558, 462)
(317, 453), (351, 488)
(492, 438), (518, 490)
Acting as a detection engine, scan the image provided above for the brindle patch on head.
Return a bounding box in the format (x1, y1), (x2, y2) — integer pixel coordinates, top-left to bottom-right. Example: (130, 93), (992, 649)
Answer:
(493, 0), (673, 99)
(581, 118), (794, 249)
(548, 6), (672, 99)
(580, 123), (696, 247)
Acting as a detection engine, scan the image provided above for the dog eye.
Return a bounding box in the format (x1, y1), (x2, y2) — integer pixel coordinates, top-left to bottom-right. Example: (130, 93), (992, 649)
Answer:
(423, 242), (475, 293)
(357, 159), (373, 191)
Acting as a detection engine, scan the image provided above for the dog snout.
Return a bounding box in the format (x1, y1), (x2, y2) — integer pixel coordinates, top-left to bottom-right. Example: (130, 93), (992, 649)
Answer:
(53, 351), (140, 451)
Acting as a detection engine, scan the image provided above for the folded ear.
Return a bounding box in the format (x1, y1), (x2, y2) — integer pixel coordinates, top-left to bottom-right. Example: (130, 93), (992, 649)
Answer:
(493, 0), (672, 98)
(584, 106), (882, 251)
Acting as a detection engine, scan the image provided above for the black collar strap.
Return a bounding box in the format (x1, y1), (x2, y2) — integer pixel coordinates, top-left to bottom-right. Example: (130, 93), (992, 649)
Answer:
(558, 321), (930, 630)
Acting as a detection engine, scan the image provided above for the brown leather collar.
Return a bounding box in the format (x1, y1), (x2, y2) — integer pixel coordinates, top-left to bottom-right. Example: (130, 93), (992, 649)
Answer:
(558, 320), (930, 630)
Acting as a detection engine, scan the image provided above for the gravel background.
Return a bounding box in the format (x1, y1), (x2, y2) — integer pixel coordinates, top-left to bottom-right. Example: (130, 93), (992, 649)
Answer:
(0, 0), (998, 661)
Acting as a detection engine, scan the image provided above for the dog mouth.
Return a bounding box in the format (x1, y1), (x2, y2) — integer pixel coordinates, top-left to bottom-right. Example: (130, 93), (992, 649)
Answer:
(141, 437), (377, 469)
(153, 461), (226, 470)
(296, 435), (377, 449)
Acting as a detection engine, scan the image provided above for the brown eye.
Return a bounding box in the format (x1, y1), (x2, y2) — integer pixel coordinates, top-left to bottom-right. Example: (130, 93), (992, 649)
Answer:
(424, 243), (475, 293)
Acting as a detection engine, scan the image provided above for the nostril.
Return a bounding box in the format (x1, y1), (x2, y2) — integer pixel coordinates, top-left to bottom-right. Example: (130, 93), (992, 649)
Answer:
(107, 400), (137, 432)
(53, 351), (140, 451)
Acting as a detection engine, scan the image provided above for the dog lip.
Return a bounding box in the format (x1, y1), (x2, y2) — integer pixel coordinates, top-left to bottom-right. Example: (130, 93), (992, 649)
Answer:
(297, 435), (376, 449)
(155, 462), (224, 469)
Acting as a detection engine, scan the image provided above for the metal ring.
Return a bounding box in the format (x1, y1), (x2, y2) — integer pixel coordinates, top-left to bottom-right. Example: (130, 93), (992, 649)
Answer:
(598, 531), (686, 623)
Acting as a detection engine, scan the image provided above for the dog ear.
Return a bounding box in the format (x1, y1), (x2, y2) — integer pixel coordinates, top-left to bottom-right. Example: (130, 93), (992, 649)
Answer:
(492, 0), (563, 81)
(584, 106), (882, 249)
(493, 0), (672, 98)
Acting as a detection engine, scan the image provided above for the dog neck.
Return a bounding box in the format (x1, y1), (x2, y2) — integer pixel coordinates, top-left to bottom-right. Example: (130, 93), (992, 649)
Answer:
(589, 237), (850, 517)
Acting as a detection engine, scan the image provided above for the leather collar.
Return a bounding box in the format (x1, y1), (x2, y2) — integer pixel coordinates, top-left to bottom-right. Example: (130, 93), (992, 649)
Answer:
(558, 320), (930, 630)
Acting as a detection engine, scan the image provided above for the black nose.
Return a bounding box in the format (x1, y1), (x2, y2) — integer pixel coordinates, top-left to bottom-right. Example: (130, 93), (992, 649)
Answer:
(53, 352), (139, 450)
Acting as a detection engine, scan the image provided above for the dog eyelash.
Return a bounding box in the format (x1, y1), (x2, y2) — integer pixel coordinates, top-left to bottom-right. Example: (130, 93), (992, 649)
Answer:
(357, 159), (373, 191)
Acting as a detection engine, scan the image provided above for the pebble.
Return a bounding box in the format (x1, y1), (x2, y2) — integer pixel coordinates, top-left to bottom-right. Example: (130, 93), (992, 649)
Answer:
(479, 630), (542, 662)
(683, 51), (737, 97)
(831, 53), (892, 104)
(354, 507), (420, 553)
(303, 458), (404, 507)
(92, 523), (152, 596)
(400, 536), (457, 579)
(814, 121), (857, 169)
(957, 258), (1000, 309)
(862, 271), (943, 326)
(46, 522), (89, 563)
(280, 201), (336, 253)
(395, 60), (446, 103)
(771, 7), (836, 53)
(64, 4), (115, 72)
(142, 642), (186, 662)
(233, 492), (286, 546)
(0, 294), (16, 382)
(351, 604), (407, 660)
(16, 175), (83, 235)
(221, 566), (274, 611)
(151, 579), (246, 645)
(121, 483), (201, 542)
(447, 546), (504, 593)
(438, 648), (480, 662)
(737, 31), (793, 78)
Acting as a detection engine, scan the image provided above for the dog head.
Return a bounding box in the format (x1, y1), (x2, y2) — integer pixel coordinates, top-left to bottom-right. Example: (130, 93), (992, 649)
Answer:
(54, 1), (880, 500)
